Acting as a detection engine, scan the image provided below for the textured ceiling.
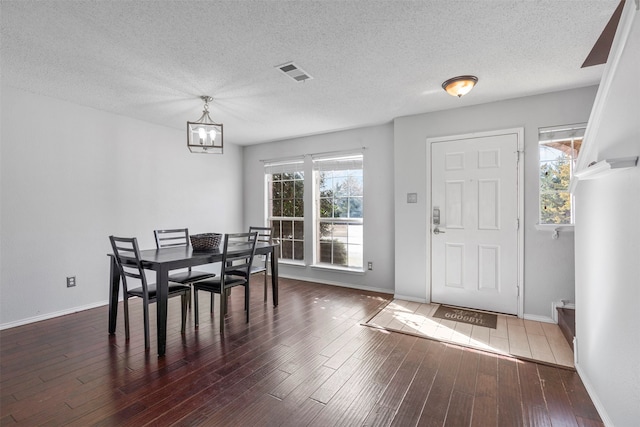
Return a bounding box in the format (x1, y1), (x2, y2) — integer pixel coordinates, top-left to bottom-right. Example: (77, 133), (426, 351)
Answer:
(1, 0), (618, 145)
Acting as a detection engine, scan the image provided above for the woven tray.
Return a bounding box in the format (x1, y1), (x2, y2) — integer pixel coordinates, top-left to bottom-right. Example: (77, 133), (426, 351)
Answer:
(190, 233), (222, 251)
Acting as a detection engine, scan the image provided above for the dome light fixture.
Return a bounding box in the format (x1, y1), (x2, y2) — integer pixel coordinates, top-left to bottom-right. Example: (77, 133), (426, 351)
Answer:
(187, 96), (223, 154)
(442, 75), (478, 97)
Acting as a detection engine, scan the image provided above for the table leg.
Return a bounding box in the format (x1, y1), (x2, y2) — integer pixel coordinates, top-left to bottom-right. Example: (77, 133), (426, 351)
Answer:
(271, 247), (279, 307)
(156, 266), (169, 357)
(108, 255), (120, 334)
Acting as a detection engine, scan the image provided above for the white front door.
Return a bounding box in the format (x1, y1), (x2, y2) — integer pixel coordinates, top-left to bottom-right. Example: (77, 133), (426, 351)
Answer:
(430, 131), (521, 315)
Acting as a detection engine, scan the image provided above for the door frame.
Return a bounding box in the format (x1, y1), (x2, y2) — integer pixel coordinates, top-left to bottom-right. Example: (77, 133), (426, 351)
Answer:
(425, 128), (525, 317)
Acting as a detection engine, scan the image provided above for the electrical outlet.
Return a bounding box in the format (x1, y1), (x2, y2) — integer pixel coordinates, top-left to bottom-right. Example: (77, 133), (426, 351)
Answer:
(66, 276), (76, 287)
(367, 262), (373, 270)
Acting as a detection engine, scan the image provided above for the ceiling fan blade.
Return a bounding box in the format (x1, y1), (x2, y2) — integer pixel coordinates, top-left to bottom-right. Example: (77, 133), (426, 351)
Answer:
(582, 0), (625, 68)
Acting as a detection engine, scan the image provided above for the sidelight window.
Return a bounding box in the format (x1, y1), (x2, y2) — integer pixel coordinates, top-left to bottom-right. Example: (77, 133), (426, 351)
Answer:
(538, 124), (586, 225)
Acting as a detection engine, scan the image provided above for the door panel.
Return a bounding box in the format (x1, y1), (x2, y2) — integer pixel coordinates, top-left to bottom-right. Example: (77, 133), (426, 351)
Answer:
(431, 133), (519, 315)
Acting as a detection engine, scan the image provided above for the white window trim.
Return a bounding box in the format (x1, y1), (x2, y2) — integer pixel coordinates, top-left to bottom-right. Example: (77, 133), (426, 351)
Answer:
(538, 123), (586, 226)
(264, 149), (365, 272)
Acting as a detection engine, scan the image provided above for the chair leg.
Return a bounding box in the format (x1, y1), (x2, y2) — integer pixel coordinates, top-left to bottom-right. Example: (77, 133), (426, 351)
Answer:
(224, 289), (230, 314)
(210, 293), (214, 313)
(181, 293), (187, 334)
(194, 288), (200, 327)
(245, 283), (250, 323)
(263, 269), (268, 302)
(187, 287), (192, 310)
(123, 296), (130, 340)
(142, 300), (150, 350)
(219, 289), (225, 334)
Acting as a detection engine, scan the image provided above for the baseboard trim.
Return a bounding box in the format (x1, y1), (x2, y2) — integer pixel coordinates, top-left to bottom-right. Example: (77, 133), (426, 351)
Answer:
(392, 294), (428, 304)
(575, 362), (614, 427)
(276, 273), (394, 295)
(1, 300), (109, 330)
(523, 313), (555, 324)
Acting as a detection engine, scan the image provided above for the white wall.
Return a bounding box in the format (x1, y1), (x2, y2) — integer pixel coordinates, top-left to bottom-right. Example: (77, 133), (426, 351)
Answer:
(242, 124), (394, 293)
(394, 86), (598, 318)
(0, 86), (244, 327)
(574, 2), (639, 425)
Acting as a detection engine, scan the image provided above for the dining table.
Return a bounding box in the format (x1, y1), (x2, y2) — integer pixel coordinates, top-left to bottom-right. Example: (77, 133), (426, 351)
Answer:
(108, 241), (279, 356)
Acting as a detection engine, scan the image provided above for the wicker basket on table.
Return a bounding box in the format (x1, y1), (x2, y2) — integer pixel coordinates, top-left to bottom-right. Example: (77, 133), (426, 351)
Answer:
(190, 233), (222, 251)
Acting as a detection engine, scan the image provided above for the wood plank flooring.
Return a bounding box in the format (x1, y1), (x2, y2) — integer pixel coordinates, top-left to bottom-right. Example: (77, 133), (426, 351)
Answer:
(368, 300), (574, 367)
(0, 277), (603, 426)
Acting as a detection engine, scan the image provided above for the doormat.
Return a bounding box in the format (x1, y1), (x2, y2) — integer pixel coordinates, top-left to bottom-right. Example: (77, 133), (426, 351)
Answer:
(432, 305), (497, 329)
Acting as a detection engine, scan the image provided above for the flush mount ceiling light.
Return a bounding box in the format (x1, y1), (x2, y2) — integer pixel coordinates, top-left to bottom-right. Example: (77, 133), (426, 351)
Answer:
(442, 75), (478, 97)
(187, 96), (223, 154)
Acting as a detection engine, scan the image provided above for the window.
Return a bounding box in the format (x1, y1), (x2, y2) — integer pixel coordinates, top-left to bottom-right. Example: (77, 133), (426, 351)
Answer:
(538, 124), (585, 225)
(313, 154), (363, 269)
(265, 160), (304, 261)
(264, 152), (364, 271)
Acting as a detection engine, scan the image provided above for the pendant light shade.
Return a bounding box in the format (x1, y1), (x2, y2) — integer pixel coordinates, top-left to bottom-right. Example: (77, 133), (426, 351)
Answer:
(187, 96), (223, 154)
(442, 75), (478, 97)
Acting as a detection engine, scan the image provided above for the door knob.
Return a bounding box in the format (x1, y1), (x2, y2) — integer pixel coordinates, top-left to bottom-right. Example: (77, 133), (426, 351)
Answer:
(433, 227), (445, 235)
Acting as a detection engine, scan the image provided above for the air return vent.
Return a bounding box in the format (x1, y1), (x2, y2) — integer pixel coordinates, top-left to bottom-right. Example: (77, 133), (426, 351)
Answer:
(276, 62), (313, 82)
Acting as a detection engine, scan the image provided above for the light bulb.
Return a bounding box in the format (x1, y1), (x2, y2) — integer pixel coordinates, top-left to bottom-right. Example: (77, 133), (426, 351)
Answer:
(198, 128), (206, 144)
(209, 129), (217, 142)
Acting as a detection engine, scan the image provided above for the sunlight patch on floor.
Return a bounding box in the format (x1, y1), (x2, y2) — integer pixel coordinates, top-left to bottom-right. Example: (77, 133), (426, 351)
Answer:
(367, 299), (574, 368)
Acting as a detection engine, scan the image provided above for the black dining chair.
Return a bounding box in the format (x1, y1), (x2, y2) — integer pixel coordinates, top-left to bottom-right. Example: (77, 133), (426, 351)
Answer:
(248, 226), (273, 301)
(154, 228), (217, 308)
(109, 235), (190, 350)
(193, 232), (258, 334)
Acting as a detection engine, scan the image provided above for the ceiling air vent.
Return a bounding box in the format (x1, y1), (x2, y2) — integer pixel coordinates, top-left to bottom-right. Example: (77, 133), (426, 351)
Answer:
(276, 62), (313, 82)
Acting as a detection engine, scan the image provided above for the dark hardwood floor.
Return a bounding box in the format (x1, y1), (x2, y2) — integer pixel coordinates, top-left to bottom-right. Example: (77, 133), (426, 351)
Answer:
(1, 277), (603, 426)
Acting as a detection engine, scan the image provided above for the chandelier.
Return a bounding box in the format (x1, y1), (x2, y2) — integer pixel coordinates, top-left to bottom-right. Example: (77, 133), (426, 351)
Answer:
(187, 96), (223, 154)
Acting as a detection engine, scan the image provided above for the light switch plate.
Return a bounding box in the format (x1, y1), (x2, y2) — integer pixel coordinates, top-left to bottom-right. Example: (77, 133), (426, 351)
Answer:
(407, 193), (417, 203)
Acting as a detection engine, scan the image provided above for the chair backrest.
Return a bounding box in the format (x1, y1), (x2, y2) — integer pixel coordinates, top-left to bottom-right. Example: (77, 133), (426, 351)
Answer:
(109, 236), (149, 295)
(249, 226), (272, 244)
(221, 232), (258, 280)
(154, 228), (190, 249)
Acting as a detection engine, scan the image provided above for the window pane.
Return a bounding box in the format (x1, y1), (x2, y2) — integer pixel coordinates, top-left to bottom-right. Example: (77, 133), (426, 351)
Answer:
(282, 240), (293, 259)
(319, 173), (332, 193)
(282, 220), (293, 239)
(334, 177), (348, 197)
(348, 175), (363, 196)
(319, 222), (332, 240)
(320, 198), (333, 218)
(282, 199), (294, 217)
(272, 199), (282, 217)
(540, 160), (570, 192)
(335, 198), (348, 218)
(283, 180), (294, 198)
(348, 243), (363, 268)
(348, 223), (363, 245)
(294, 198), (304, 217)
(294, 180), (304, 198)
(272, 181), (282, 198)
(332, 223), (348, 244)
(272, 220), (281, 239)
(293, 241), (304, 260)
(332, 240), (348, 266)
(319, 242), (332, 263)
(349, 197), (363, 218)
(293, 220), (304, 239)
(540, 192), (572, 224)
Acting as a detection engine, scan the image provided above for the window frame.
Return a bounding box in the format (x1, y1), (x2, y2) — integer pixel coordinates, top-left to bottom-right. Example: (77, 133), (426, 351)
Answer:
(263, 151), (365, 272)
(264, 159), (305, 263)
(312, 154), (364, 270)
(537, 123), (586, 227)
